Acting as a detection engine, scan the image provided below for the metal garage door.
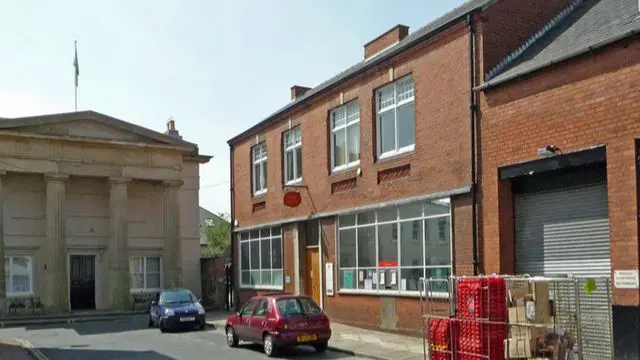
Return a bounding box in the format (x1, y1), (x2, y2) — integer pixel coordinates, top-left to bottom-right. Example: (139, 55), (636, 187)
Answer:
(514, 183), (611, 277)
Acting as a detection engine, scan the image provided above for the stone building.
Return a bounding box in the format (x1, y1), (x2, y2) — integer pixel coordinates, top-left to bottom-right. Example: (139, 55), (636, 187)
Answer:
(0, 110), (210, 313)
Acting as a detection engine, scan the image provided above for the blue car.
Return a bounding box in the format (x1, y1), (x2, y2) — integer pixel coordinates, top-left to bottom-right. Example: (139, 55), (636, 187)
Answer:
(148, 288), (207, 332)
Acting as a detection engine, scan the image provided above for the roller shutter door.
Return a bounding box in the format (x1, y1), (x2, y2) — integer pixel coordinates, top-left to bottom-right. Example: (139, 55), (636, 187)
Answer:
(514, 183), (611, 277)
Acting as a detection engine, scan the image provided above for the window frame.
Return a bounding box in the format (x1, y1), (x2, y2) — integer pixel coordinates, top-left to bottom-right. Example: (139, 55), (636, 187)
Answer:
(129, 256), (163, 293)
(330, 100), (361, 172)
(336, 198), (452, 298)
(252, 142), (268, 196)
(4, 256), (34, 297)
(283, 127), (303, 185)
(375, 75), (416, 160)
(239, 227), (284, 290)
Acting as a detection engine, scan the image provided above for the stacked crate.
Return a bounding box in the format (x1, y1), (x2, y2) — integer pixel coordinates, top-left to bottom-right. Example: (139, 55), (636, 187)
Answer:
(456, 277), (508, 360)
(428, 318), (458, 360)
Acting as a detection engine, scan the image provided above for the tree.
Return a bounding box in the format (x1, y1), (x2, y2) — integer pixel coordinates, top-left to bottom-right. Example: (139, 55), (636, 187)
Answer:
(203, 212), (231, 258)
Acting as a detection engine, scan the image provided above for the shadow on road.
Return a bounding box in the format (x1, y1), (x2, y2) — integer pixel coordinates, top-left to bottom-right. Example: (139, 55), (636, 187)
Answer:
(21, 316), (214, 336)
(237, 343), (354, 359)
(40, 347), (176, 360)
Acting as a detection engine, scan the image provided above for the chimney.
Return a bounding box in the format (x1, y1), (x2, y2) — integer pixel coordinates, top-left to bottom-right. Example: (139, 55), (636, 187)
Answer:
(364, 24), (409, 59)
(291, 85), (311, 101)
(164, 117), (182, 139)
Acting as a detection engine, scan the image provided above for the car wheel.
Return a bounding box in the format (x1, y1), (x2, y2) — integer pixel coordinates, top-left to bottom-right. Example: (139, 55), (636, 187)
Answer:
(226, 326), (238, 347)
(159, 320), (168, 333)
(314, 341), (328, 353)
(263, 334), (277, 357)
(147, 315), (154, 328)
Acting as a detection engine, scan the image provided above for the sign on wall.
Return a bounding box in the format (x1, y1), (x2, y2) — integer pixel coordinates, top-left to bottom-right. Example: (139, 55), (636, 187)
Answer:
(325, 263), (334, 296)
(614, 270), (639, 289)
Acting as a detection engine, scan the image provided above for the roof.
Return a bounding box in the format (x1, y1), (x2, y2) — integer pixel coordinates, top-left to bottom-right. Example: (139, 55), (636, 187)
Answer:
(482, 0), (640, 89)
(200, 207), (227, 224)
(228, 0), (496, 145)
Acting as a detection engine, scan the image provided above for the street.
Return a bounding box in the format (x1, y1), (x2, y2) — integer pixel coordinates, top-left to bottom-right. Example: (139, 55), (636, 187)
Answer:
(0, 316), (368, 360)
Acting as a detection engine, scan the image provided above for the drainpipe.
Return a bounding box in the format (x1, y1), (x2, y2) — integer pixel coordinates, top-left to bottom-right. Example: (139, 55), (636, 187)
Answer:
(468, 13), (480, 275)
(228, 144), (236, 310)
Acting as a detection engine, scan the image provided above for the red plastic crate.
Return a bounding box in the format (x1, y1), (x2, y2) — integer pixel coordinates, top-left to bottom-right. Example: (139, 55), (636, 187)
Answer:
(427, 318), (458, 360)
(457, 318), (508, 360)
(456, 276), (507, 321)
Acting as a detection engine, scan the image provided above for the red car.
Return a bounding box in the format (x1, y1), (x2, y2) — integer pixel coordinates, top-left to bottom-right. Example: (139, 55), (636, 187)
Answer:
(225, 293), (331, 357)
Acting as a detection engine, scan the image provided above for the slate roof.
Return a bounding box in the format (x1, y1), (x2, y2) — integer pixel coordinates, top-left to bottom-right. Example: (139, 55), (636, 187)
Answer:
(228, 0), (497, 145)
(482, 0), (640, 89)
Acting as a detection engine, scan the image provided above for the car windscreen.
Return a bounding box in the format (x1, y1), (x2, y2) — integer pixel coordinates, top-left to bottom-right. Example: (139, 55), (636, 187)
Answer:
(160, 291), (194, 304)
(276, 297), (322, 317)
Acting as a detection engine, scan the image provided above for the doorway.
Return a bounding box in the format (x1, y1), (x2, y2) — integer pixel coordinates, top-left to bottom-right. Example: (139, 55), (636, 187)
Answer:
(305, 248), (320, 305)
(69, 255), (96, 310)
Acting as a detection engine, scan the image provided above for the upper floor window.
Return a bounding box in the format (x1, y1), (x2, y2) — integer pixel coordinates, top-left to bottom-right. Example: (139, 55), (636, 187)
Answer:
(252, 143), (268, 195)
(283, 127), (302, 184)
(330, 101), (360, 171)
(376, 76), (415, 159)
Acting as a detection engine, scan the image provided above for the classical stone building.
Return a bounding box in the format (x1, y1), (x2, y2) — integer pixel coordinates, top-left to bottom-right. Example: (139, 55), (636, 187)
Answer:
(0, 111), (210, 313)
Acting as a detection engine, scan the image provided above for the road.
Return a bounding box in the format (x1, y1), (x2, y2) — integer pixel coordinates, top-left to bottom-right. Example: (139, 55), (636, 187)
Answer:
(0, 315), (368, 360)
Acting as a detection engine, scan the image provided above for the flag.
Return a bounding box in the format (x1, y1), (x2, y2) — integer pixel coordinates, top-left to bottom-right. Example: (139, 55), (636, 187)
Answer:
(73, 41), (79, 87)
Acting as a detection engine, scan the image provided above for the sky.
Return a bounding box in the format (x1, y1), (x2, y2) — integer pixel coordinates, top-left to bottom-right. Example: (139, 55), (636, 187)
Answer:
(0, 0), (468, 215)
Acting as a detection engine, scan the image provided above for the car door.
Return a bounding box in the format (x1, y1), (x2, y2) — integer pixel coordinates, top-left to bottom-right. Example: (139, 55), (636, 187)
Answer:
(248, 299), (269, 341)
(236, 298), (258, 338)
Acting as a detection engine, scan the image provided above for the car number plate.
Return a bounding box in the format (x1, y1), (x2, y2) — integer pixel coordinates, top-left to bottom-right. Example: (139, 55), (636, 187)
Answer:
(296, 334), (317, 342)
(180, 317), (195, 322)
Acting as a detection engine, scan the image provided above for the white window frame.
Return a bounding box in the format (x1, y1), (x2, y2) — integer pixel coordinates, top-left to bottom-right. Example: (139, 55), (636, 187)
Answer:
(336, 198), (452, 298)
(4, 256), (34, 297)
(129, 256), (163, 293)
(330, 100), (361, 172)
(375, 76), (416, 160)
(252, 143), (268, 195)
(283, 127), (302, 184)
(239, 227), (284, 290)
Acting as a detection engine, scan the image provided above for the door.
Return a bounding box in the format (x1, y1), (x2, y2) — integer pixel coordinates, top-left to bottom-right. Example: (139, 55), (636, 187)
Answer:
(305, 248), (320, 305)
(69, 255), (96, 310)
(236, 298), (257, 338)
(248, 299), (269, 341)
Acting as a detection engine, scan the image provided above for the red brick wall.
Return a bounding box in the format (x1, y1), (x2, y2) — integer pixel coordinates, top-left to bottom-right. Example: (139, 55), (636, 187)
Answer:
(479, 38), (640, 306)
(478, 0), (574, 77)
(231, 23), (472, 230)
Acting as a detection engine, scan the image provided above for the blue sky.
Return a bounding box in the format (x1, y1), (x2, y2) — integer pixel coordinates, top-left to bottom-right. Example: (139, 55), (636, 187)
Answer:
(0, 0), (467, 215)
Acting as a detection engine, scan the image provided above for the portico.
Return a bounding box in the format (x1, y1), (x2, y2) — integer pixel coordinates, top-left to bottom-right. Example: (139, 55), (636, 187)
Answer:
(0, 111), (210, 314)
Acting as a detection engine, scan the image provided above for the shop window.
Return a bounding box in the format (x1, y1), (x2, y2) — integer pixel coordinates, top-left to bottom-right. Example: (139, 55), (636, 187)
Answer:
(337, 198), (452, 295)
(239, 226), (283, 289)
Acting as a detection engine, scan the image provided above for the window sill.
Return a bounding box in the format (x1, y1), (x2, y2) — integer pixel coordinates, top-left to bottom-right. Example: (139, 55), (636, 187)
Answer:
(331, 162), (360, 176)
(377, 146), (415, 163)
(284, 179), (303, 187)
(253, 190), (267, 197)
(130, 288), (161, 293)
(7, 293), (34, 298)
(337, 289), (449, 299)
(239, 285), (284, 291)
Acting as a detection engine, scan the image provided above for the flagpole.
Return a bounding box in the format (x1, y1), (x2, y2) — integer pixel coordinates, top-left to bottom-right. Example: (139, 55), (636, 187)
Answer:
(74, 40), (78, 112)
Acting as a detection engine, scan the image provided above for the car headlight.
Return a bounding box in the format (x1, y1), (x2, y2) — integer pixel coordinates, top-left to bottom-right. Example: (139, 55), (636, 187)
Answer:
(164, 308), (175, 316)
(196, 303), (206, 315)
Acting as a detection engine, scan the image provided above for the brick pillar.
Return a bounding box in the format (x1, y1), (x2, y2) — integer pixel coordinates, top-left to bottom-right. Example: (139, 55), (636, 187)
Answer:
(109, 177), (131, 310)
(162, 180), (183, 289)
(45, 173), (69, 312)
(0, 171), (6, 314)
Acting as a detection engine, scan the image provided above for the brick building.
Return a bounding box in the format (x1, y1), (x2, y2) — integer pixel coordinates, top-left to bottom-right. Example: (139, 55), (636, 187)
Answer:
(477, 0), (640, 358)
(227, 0), (586, 336)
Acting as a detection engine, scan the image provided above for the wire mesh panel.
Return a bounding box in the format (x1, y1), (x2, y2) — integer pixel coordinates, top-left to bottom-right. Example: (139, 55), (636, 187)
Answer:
(576, 277), (614, 360)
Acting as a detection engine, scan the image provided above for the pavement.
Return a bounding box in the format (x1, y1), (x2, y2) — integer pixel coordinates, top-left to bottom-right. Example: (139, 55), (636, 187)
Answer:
(205, 312), (427, 360)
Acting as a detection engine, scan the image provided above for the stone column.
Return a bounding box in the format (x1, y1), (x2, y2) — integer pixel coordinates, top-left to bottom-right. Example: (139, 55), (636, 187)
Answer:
(162, 180), (183, 289)
(109, 178), (131, 310)
(45, 173), (69, 312)
(0, 171), (6, 314)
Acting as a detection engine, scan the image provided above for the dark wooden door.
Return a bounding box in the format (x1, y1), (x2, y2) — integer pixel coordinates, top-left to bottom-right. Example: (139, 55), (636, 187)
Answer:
(70, 255), (96, 310)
